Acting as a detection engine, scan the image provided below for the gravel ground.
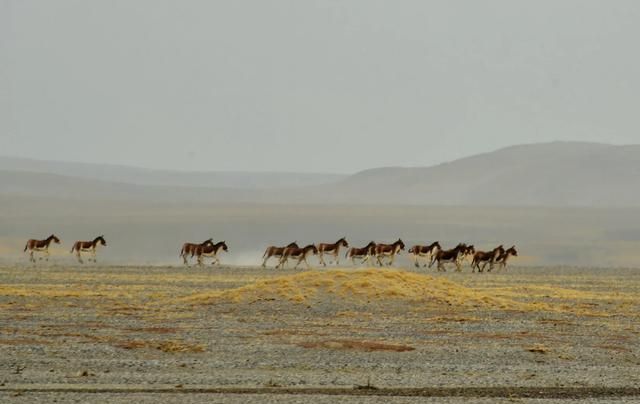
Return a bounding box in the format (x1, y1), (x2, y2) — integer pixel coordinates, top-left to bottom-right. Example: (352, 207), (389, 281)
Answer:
(0, 264), (638, 402)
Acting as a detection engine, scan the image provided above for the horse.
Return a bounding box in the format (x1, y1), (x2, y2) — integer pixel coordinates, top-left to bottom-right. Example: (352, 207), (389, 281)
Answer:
(373, 239), (405, 266)
(459, 244), (476, 266)
(262, 241), (299, 267)
(24, 234), (61, 263)
(277, 244), (318, 269)
(494, 245), (518, 271)
(407, 241), (441, 268)
(180, 238), (213, 265)
(344, 241), (376, 265)
(345, 241), (377, 265)
(317, 237), (349, 267)
(192, 241), (228, 266)
(429, 243), (467, 272)
(471, 245), (504, 273)
(70, 235), (107, 264)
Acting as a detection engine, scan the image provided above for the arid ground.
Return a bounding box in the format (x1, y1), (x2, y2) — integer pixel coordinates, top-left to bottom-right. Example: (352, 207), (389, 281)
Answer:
(0, 263), (638, 403)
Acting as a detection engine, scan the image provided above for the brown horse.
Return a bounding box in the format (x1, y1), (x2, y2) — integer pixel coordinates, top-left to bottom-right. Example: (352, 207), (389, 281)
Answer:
(408, 241), (441, 268)
(24, 234), (61, 263)
(374, 239), (405, 266)
(317, 237), (349, 266)
(277, 244), (318, 269)
(180, 238), (214, 265)
(262, 241), (299, 267)
(471, 245), (504, 273)
(192, 241), (228, 266)
(70, 235), (106, 264)
(460, 244), (476, 266)
(429, 243), (467, 272)
(494, 245), (518, 271)
(345, 241), (376, 266)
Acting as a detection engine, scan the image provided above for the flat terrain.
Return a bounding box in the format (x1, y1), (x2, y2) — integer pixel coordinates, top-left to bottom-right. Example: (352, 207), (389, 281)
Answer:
(0, 264), (639, 403)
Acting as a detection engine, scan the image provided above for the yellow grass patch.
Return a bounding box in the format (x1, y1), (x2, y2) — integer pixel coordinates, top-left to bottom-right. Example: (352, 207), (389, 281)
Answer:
(180, 268), (539, 310)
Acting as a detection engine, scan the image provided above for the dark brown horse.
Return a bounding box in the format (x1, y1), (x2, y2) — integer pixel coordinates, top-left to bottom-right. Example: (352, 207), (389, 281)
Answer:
(277, 244), (318, 269)
(192, 241), (228, 266)
(408, 241), (441, 268)
(494, 245), (518, 271)
(317, 237), (349, 266)
(374, 239), (405, 266)
(24, 234), (61, 263)
(262, 241), (298, 267)
(180, 238), (213, 265)
(429, 243), (467, 272)
(345, 241), (376, 265)
(471, 245), (504, 273)
(70, 235), (106, 264)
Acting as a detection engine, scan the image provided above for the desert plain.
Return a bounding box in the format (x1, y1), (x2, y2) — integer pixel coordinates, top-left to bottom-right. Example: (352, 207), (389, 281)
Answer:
(0, 262), (638, 403)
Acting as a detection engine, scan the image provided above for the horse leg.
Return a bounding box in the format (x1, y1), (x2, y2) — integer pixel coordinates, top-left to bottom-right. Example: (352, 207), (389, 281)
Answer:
(334, 250), (339, 266)
(318, 252), (326, 267)
(77, 252), (83, 264)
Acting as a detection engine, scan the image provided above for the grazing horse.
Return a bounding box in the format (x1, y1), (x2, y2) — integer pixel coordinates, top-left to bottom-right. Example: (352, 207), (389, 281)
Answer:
(345, 241), (377, 265)
(262, 241), (299, 268)
(408, 241), (441, 268)
(180, 238), (213, 265)
(70, 235), (107, 264)
(24, 234), (61, 263)
(193, 241), (228, 266)
(429, 243), (467, 272)
(277, 244), (318, 269)
(373, 239), (405, 266)
(317, 237), (349, 267)
(471, 245), (504, 273)
(494, 245), (518, 271)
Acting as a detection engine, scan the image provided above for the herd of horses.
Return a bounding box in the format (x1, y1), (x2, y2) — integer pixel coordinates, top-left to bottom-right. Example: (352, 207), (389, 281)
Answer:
(23, 235), (517, 272)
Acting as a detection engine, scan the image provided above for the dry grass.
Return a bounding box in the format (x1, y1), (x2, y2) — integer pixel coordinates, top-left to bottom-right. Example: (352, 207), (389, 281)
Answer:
(181, 268), (538, 310)
(114, 339), (205, 353)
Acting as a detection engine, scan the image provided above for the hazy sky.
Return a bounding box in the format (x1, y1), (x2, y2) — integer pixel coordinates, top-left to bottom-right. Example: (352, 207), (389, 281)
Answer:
(2, 1), (640, 173)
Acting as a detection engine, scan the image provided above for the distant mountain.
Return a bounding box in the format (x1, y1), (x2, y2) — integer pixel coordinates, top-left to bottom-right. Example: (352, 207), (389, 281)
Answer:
(1, 142), (639, 206)
(315, 141), (640, 206)
(0, 156), (344, 189)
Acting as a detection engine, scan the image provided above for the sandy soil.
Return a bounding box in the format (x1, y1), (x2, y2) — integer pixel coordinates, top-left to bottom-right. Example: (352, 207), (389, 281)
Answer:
(0, 264), (638, 403)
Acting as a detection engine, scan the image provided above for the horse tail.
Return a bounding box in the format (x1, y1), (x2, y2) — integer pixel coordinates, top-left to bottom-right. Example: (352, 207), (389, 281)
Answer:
(24, 242), (29, 252)
(262, 248), (269, 258)
(345, 249), (350, 258)
(179, 246), (184, 258)
(70, 243), (76, 253)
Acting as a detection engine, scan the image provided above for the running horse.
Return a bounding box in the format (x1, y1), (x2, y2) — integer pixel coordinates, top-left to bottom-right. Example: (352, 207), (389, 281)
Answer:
(408, 241), (441, 268)
(24, 234), (61, 263)
(316, 237), (349, 267)
(373, 239), (405, 266)
(471, 245), (504, 273)
(180, 238), (214, 266)
(192, 240), (228, 266)
(262, 241), (299, 268)
(70, 235), (107, 264)
(277, 244), (318, 269)
(494, 245), (518, 271)
(345, 241), (377, 265)
(429, 243), (467, 272)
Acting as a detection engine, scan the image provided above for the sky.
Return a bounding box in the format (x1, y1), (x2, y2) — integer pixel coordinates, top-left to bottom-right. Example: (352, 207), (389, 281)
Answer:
(2, 0), (640, 173)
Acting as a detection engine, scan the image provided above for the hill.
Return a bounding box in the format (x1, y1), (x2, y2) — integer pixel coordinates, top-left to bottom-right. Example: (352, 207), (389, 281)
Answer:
(1, 142), (639, 206)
